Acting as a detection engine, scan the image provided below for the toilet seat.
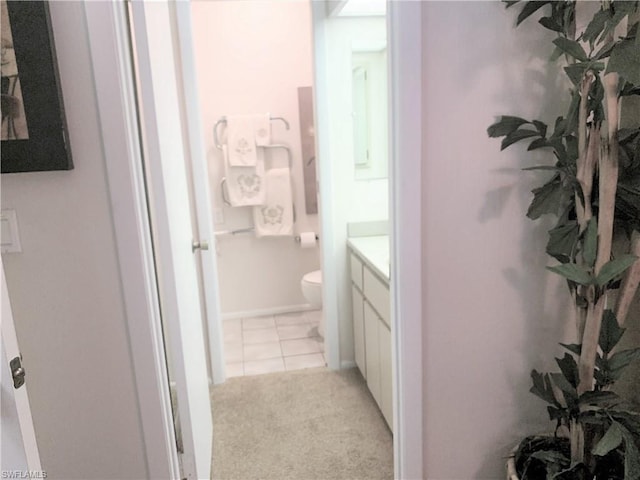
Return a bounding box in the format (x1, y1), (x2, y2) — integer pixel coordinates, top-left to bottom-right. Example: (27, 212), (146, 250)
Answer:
(302, 270), (322, 285)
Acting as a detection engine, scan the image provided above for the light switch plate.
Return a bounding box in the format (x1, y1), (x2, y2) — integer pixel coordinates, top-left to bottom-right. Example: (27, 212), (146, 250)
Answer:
(1, 209), (22, 253)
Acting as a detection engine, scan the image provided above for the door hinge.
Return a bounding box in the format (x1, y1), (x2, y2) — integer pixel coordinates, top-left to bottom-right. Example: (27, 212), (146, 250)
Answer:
(10, 356), (25, 389)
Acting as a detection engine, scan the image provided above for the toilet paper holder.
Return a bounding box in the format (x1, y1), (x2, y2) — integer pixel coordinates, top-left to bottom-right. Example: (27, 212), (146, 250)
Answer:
(295, 233), (319, 242)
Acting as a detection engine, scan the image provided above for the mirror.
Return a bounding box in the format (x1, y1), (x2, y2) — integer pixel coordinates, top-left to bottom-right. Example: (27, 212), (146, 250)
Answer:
(352, 46), (388, 180)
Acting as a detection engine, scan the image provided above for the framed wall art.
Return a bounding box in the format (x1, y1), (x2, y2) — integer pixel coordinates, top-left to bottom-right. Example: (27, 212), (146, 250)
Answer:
(1, 0), (72, 173)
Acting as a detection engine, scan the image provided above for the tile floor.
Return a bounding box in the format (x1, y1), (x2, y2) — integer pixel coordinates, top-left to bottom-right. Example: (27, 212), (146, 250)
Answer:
(223, 310), (325, 378)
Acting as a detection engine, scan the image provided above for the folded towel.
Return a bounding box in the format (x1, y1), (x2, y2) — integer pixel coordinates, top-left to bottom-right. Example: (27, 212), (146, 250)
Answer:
(253, 113), (271, 146)
(227, 115), (258, 166)
(253, 168), (294, 237)
(223, 146), (266, 206)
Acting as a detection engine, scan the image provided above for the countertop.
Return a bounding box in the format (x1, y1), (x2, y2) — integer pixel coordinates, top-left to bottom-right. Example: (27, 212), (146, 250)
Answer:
(347, 235), (390, 282)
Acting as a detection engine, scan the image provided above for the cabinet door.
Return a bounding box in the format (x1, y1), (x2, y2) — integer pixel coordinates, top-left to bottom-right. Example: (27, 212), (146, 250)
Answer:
(378, 321), (393, 432)
(364, 301), (381, 406)
(352, 286), (366, 378)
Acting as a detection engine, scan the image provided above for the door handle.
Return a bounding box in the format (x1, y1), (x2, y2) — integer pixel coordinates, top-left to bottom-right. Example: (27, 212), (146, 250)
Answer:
(192, 240), (209, 253)
(10, 356), (25, 389)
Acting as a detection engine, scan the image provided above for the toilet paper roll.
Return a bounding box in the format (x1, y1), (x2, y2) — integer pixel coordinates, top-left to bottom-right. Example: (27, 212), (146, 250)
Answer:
(299, 231), (317, 249)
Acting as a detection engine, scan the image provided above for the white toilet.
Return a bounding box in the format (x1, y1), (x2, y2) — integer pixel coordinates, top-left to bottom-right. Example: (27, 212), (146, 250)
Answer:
(301, 270), (323, 337)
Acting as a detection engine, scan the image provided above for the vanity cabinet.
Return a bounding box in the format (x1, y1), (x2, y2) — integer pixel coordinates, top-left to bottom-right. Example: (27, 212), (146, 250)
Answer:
(350, 250), (392, 432)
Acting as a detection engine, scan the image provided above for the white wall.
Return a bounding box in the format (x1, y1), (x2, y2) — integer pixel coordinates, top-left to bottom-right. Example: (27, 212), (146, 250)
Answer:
(324, 16), (389, 224)
(420, 3), (574, 478)
(190, 1), (320, 315)
(1, 3), (147, 478)
(318, 15), (388, 365)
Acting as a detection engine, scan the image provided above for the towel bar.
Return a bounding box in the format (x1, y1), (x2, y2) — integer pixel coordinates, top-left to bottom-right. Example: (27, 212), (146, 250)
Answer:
(213, 115), (289, 150)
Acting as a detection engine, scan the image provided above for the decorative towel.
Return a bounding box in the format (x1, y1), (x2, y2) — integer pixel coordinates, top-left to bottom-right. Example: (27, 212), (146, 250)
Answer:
(223, 146), (266, 206)
(253, 113), (271, 146)
(253, 168), (294, 237)
(227, 115), (258, 166)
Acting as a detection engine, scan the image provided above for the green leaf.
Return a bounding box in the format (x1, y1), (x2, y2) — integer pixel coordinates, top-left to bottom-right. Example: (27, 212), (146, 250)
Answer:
(596, 255), (639, 286)
(593, 422), (623, 457)
(547, 263), (593, 286)
(599, 310), (625, 355)
(560, 343), (581, 356)
(616, 420), (640, 480)
(530, 370), (559, 406)
(487, 116), (530, 138)
(550, 372), (578, 408)
(531, 120), (548, 136)
(553, 37), (588, 62)
(539, 15), (563, 33)
(556, 353), (579, 388)
(501, 129), (541, 150)
(522, 165), (562, 171)
(583, 218), (598, 268)
(579, 390), (620, 407)
(594, 41), (615, 61)
(516, 1), (551, 26)
(606, 38), (640, 86)
(564, 63), (589, 86)
(526, 139), (551, 151)
(530, 449), (570, 467)
(581, 8), (610, 47)
(547, 221), (579, 263)
(549, 45), (564, 62)
(527, 176), (566, 219)
(608, 348), (640, 375)
(563, 91), (581, 137)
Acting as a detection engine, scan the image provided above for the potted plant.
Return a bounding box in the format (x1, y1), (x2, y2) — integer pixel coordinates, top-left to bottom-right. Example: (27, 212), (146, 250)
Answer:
(488, 1), (640, 479)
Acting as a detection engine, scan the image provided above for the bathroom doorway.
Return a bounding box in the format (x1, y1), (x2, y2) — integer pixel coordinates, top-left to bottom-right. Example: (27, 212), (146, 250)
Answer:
(121, 2), (430, 476)
(187, 0), (327, 379)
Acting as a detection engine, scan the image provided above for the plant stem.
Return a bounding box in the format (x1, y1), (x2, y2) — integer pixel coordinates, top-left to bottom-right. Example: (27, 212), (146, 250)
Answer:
(578, 295), (606, 394)
(570, 418), (585, 466)
(595, 74), (620, 275)
(615, 230), (640, 325)
(575, 72), (595, 232)
(577, 72), (620, 395)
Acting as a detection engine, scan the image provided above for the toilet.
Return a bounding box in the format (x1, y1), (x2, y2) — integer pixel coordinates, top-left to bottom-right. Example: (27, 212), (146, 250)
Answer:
(301, 269), (322, 307)
(301, 270), (323, 337)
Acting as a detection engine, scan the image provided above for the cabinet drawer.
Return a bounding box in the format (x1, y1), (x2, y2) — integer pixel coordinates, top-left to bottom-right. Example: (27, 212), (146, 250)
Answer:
(350, 253), (363, 290)
(352, 286), (366, 378)
(363, 301), (381, 406)
(378, 321), (393, 432)
(363, 267), (390, 327)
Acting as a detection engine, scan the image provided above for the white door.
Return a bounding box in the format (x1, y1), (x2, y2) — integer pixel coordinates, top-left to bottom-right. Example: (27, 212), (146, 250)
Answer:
(127, 2), (213, 479)
(1, 260), (41, 472)
(173, 2), (226, 386)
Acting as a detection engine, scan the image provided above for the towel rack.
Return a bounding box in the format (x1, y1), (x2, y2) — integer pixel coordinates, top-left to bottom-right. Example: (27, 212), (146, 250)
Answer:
(219, 176), (297, 224)
(213, 115), (290, 150)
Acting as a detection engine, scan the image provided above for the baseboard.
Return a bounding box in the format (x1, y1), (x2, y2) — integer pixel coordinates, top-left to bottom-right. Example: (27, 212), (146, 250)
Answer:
(340, 360), (356, 369)
(221, 303), (317, 321)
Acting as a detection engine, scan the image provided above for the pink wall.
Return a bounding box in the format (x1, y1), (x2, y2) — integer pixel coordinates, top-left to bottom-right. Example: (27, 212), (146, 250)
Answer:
(421, 2), (573, 477)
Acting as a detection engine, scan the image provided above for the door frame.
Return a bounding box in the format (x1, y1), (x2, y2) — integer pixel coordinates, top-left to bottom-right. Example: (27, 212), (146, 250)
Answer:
(312, 2), (424, 478)
(85, 2), (179, 478)
(388, 3), (424, 478)
(86, 1), (424, 479)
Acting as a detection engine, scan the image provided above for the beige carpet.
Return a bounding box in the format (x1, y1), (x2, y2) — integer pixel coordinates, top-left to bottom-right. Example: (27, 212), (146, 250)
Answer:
(210, 367), (394, 480)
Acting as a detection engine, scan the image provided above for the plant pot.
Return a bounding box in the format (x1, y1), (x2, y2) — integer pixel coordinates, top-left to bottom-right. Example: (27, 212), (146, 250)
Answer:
(505, 435), (570, 480)
(506, 443), (518, 480)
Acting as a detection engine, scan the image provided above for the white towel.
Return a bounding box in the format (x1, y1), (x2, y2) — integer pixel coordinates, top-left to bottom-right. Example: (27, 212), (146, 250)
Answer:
(227, 115), (258, 166)
(253, 168), (294, 237)
(253, 113), (271, 146)
(223, 146), (266, 206)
